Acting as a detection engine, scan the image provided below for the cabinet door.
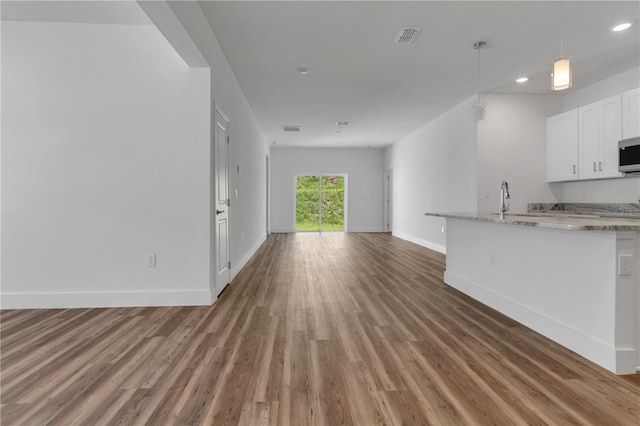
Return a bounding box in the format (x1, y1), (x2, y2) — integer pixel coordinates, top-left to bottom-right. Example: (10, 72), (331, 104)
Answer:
(622, 88), (640, 139)
(599, 95), (622, 178)
(546, 109), (578, 182)
(579, 103), (599, 180)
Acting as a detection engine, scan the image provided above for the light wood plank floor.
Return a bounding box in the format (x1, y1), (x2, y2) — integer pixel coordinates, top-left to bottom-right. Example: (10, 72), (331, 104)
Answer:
(1, 232), (639, 425)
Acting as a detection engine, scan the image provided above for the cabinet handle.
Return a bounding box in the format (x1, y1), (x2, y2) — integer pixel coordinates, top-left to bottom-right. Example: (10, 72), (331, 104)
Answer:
(599, 161), (602, 172)
(593, 162), (597, 172)
(573, 165), (576, 174)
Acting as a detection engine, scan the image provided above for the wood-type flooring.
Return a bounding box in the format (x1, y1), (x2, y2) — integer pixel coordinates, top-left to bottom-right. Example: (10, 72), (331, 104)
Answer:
(1, 232), (639, 425)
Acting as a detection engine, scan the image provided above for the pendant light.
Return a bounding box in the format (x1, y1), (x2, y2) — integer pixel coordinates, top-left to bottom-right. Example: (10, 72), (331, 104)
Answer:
(552, 0), (572, 90)
(473, 41), (486, 120)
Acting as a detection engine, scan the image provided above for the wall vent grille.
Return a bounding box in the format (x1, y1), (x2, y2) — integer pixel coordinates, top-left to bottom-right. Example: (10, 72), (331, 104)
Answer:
(394, 27), (421, 44)
(282, 125), (301, 132)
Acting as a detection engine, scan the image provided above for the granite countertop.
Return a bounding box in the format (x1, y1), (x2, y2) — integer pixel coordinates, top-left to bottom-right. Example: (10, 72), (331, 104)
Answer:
(424, 212), (640, 231)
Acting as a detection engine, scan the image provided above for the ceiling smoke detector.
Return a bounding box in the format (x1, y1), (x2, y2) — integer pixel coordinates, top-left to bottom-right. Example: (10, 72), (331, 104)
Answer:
(282, 125), (301, 133)
(394, 27), (421, 44)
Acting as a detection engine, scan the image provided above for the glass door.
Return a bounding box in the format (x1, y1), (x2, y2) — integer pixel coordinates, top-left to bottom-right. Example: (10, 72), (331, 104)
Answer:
(296, 175), (345, 232)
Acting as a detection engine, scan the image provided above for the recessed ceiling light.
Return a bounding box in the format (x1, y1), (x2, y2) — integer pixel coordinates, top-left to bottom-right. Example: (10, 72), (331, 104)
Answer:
(611, 22), (632, 32)
(296, 67), (310, 75)
(516, 77), (529, 83)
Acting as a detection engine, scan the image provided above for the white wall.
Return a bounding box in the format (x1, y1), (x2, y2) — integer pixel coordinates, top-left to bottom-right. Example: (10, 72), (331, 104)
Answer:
(560, 67), (640, 203)
(476, 67), (640, 209)
(563, 67), (639, 109)
(1, 22), (211, 308)
(477, 94), (563, 213)
(167, 1), (270, 280)
(270, 148), (384, 233)
(384, 96), (478, 253)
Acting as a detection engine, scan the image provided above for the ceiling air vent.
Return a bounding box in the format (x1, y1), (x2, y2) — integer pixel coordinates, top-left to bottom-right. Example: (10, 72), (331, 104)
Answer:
(336, 121), (350, 126)
(394, 27), (421, 44)
(282, 125), (301, 133)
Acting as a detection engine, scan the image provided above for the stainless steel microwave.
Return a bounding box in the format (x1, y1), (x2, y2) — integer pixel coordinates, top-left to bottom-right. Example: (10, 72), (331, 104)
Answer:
(619, 136), (640, 174)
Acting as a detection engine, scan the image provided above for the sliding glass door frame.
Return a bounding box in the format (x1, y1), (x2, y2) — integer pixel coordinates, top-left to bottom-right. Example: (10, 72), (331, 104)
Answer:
(293, 173), (348, 232)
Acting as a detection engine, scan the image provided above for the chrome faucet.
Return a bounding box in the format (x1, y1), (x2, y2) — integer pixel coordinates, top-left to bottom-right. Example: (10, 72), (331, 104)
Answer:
(499, 180), (510, 219)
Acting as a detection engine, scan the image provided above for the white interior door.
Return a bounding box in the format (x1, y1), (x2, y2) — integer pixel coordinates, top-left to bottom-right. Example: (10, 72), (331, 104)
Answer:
(384, 169), (392, 232)
(215, 110), (230, 296)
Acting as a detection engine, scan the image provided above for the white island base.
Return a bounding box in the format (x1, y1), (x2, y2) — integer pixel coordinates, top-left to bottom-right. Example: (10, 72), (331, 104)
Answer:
(443, 218), (639, 375)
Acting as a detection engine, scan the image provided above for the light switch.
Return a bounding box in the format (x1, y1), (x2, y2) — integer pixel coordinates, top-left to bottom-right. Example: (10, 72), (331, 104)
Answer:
(618, 255), (633, 276)
(146, 254), (156, 268)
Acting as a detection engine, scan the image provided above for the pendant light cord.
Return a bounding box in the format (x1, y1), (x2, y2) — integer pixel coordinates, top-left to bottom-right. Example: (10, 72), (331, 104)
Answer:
(560, 0), (564, 58)
(477, 46), (481, 92)
(473, 41), (486, 94)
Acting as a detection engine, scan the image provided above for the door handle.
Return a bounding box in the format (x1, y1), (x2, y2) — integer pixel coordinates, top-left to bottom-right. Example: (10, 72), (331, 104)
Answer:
(216, 209), (225, 215)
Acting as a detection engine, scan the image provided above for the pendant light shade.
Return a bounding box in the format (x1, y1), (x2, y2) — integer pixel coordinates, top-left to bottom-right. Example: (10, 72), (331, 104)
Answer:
(551, 0), (572, 91)
(552, 57), (572, 91)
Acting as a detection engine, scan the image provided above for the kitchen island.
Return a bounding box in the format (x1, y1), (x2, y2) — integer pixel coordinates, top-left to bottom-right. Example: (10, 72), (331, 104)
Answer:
(425, 211), (640, 375)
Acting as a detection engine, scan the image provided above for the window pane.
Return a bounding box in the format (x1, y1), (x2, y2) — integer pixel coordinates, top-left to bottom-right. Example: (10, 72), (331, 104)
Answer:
(321, 176), (344, 232)
(296, 176), (320, 232)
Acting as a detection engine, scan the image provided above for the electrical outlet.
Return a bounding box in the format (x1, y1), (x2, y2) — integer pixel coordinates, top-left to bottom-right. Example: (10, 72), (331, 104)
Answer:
(146, 254), (156, 268)
(618, 255), (633, 276)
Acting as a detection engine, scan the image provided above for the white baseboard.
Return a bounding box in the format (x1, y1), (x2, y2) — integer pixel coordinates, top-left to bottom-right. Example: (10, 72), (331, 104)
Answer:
(444, 271), (634, 374)
(269, 228), (386, 234)
(347, 227), (385, 233)
(0, 289), (213, 310)
(230, 234), (267, 281)
(270, 228), (295, 233)
(392, 231), (446, 254)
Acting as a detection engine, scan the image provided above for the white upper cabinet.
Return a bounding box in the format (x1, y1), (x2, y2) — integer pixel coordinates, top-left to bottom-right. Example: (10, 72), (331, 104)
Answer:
(546, 109), (578, 182)
(578, 102), (599, 180)
(547, 89), (635, 182)
(599, 95), (622, 178)
(622, 88), (640, 139)
(579, 95), (622, 180)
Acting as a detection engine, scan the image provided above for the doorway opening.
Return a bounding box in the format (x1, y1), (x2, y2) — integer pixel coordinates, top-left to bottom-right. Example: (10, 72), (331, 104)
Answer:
(266, 154), (271, 236)
(295, 175), (346, 232)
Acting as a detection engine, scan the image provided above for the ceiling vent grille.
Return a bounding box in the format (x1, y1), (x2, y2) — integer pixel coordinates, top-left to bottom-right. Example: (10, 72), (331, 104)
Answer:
(282, 125), (301, 133)
(336, 121), (350, 126)
(394, 27), (421, 44)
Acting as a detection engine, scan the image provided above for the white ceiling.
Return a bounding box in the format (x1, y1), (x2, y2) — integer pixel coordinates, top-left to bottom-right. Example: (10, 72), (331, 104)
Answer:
(3, 1), (639, 149)
(196, 0), (640, 148)
(1, 1), (152, 25)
